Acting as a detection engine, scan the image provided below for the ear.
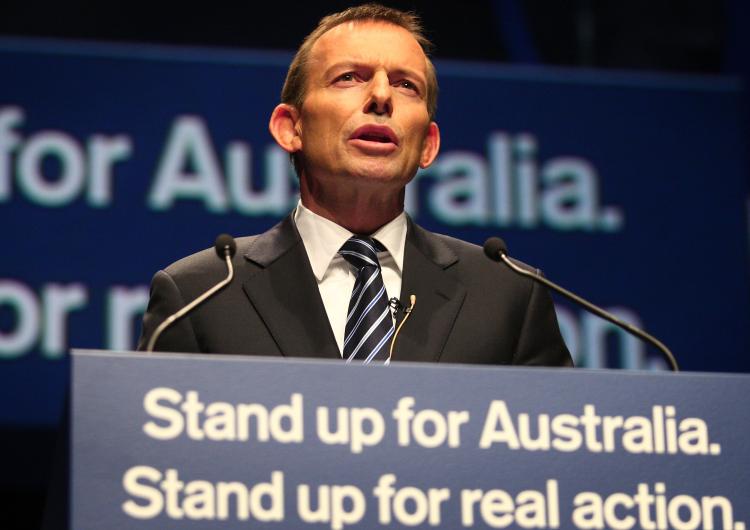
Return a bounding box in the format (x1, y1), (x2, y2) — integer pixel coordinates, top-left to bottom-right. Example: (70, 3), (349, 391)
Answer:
(268, 104), (302, 153)
(419, 121), (440, 168)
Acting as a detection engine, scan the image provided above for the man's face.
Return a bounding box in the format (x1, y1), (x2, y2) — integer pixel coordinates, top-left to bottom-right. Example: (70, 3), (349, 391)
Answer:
(295, 21), (439, 193)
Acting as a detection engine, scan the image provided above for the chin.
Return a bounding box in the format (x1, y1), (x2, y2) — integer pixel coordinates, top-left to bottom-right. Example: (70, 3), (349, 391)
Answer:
(351, 161), (410, 183)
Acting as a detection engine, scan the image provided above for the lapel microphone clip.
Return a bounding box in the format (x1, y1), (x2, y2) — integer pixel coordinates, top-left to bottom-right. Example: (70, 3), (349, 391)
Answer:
(389, 297), (405, 314)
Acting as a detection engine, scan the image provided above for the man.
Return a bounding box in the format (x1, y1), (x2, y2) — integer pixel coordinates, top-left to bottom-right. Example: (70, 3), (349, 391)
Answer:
(137, 4), (572, 367)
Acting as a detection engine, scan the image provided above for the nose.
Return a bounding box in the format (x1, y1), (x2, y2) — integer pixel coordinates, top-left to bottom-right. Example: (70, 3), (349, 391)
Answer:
(365, 71), (392, 117)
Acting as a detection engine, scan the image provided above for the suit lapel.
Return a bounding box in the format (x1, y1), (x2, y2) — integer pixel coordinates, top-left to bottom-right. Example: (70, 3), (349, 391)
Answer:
(393, 220), (466, 362)
(241, 215), (340, 359)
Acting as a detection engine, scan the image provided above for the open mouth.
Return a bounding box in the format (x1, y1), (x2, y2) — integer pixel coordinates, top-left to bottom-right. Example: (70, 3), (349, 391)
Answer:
(351, 125), (398, 145)
(359, 133), (393, 143)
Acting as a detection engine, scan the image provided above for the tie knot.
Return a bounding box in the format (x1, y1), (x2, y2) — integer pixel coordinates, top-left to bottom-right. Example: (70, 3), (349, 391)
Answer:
(339, 236), (385, 270)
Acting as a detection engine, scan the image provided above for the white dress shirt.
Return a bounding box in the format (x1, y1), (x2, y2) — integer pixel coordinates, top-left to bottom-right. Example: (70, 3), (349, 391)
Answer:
(294, 201), (406, 356)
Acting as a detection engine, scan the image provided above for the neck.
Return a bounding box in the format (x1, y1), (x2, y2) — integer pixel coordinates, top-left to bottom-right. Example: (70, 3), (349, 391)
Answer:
(300, 179), (404, 234)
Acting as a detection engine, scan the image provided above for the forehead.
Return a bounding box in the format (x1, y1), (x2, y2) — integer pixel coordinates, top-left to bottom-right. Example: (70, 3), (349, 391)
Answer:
(308, 21), (428, 77)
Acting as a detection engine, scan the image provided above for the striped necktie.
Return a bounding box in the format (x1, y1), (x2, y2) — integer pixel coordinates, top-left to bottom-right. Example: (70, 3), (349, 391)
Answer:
(339, 236), (395, 363)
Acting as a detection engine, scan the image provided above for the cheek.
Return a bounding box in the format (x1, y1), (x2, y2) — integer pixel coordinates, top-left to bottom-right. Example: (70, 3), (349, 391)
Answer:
(300, 118), (327, 150)
(307, 112), (342, 141)
(402, 110), (430, 136)
(405, 125), (431, 157)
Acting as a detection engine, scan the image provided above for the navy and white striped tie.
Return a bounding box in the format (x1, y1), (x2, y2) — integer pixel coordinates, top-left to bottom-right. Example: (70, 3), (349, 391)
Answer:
(339, 236), (395, 363)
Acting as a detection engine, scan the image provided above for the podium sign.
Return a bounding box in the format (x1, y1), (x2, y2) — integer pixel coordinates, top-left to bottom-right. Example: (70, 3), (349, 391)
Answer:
(72, 350), (750, 529)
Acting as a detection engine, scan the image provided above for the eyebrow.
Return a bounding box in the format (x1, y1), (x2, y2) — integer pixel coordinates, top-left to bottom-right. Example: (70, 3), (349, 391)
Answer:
(323, 61), (427, 88)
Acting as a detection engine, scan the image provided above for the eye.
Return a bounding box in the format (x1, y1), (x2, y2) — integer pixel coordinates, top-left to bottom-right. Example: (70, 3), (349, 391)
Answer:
(396, 79), (420, 95)
(333, 72), (358, 85)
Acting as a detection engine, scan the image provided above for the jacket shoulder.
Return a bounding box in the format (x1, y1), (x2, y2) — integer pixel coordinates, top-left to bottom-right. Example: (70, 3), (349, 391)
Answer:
(426, 231), (540, 275)
(163, 235), (260, 282)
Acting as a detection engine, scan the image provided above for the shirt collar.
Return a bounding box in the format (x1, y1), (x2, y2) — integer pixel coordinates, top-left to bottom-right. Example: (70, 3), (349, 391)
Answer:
(294, 200), (407, 281)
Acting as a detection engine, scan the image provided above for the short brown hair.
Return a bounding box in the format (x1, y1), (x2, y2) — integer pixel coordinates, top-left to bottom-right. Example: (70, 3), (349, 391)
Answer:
(281, 3), (438, 120)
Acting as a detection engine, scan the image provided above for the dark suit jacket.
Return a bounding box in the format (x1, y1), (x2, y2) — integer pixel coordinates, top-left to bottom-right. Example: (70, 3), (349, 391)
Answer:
(137, 215), (572, 366)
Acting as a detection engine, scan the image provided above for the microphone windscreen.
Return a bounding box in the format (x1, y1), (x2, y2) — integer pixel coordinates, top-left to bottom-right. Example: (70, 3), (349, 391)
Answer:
(214, 234), (237, 258)
(483, 237), (508, 261)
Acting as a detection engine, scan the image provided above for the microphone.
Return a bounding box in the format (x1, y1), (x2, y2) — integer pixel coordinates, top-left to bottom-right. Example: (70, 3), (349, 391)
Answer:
(145, 234), (237, 352)
(388, 294), (416, 365)
(483, 237), (679, 372)
(389, 297), (405, 314)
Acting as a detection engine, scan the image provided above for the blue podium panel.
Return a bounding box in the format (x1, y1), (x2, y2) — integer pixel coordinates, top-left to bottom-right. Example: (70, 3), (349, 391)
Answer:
(72, 350), (749, 530)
